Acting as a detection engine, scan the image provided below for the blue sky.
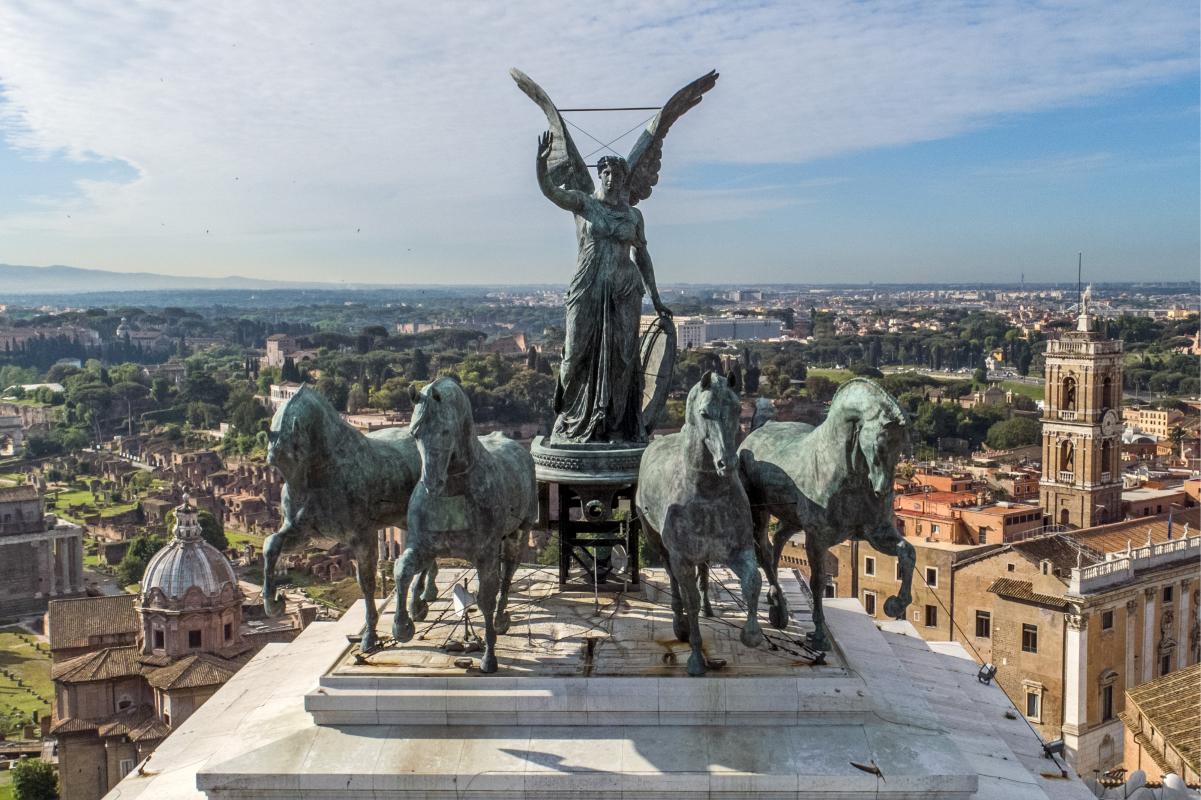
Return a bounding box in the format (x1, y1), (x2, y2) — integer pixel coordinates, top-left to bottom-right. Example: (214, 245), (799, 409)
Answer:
(0, 2), (1196, 285)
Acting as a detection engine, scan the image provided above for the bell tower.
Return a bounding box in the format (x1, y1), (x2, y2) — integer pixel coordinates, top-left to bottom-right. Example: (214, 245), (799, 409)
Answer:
(1040, 287), (1123, 529)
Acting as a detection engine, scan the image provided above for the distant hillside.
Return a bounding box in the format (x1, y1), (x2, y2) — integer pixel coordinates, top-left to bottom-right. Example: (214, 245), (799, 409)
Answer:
(0, 263), (343, 294)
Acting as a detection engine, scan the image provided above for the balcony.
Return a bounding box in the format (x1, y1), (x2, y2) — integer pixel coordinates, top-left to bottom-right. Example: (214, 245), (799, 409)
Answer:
(1058, 471), (1075, 483)
(1058, 410), (1078, 421)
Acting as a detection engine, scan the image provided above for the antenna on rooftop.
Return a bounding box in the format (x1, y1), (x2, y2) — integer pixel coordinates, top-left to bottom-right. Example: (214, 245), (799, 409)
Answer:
(1076, 253), (1082, 311)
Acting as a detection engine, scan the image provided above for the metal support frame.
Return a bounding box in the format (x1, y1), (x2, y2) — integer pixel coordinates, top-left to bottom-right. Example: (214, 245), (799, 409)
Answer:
(555, 482), (641, 590)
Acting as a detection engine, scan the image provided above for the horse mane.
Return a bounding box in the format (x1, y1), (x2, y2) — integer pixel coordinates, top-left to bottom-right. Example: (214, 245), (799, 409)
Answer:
(829, 378), (906, 428)
(416, 377), (477, 466)
(276, 386), (364, 483)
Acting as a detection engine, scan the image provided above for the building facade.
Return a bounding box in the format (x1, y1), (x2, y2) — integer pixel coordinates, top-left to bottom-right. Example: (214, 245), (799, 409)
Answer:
(0, 485), (85, 616)
(1039, 303), (1124, 529)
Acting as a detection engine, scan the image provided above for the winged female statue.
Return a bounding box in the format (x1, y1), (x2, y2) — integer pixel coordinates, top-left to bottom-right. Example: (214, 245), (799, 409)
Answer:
(512, 67), (718, 444)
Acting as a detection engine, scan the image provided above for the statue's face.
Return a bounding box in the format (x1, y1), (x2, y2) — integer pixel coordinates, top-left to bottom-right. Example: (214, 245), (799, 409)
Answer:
(689, 372), (740, 477)
(599, 164), (625, 196)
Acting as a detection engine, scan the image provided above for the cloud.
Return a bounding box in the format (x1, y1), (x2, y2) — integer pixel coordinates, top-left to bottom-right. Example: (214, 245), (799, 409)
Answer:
(0, 1), (1195, 281)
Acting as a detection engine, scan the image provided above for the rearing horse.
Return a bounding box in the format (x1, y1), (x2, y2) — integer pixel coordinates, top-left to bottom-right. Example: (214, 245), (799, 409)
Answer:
(391, 377), (537, 674)
(637, 371), (763, 677)
(738, 378), (912, 650)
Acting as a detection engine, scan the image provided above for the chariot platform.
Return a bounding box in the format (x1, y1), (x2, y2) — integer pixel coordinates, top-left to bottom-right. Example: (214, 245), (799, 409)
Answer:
(175, 567), (982, 799)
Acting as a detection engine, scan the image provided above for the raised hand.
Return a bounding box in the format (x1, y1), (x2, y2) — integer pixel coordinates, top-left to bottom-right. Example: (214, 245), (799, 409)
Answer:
(537, 130), (553, 163)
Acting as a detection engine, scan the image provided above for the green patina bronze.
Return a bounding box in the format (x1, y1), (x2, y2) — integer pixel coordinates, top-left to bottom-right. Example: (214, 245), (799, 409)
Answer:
(262, 385), (435, 652)
(637, 371), (763, 677)
(738, 378), (913, 650)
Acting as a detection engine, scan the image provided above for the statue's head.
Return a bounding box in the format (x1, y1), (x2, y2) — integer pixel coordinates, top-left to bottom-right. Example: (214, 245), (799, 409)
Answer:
(268, 386), (323, 473)
(835, 380), (907, 498)
(686, 370), (742, 477)
(596, 156), (629, 198)
(408, 377), (473, 496)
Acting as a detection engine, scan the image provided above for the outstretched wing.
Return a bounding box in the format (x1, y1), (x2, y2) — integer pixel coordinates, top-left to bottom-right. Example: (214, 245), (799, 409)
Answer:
(626, 70), (718, 206)
(510, 68), (594, 195)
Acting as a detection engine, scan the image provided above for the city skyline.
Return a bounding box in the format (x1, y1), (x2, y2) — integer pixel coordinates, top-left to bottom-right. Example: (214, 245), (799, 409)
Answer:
(0, 2), (1197, 285)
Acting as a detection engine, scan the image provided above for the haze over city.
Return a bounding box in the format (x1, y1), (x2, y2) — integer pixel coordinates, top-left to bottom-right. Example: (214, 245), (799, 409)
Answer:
(0, 1), (1197, 285)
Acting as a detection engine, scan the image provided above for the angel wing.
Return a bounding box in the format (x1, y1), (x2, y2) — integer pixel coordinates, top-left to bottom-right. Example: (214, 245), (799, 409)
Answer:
(626, 70), (719, 206)
(510, 68), (594, 195)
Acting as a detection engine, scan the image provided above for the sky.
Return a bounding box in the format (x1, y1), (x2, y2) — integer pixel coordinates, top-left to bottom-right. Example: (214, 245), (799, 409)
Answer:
(0, 1), (1197, 286)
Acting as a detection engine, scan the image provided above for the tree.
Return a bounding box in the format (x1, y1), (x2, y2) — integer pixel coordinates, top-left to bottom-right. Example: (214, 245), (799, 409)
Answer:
(151, 376), (172, 405)
(164, 508), (228, 551)
(806, 375), (837, 403)
(280, 357), (302, 383)
(117, 534), (167, 585)
(111, 381), (149, 436)
(12, 757), (59, 800)
(985, 416), (1041, 450)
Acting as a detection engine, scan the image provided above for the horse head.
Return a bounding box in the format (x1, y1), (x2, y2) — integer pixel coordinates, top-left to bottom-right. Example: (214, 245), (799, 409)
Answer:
(408, 377), (474, 496)
(268, 386), (331, 478)
(686, 370), (742, 477)
(831, 379), (908, 498)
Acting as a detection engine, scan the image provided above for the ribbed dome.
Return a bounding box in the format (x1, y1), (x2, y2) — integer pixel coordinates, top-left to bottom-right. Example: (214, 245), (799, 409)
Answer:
(141, 498), (237, 600)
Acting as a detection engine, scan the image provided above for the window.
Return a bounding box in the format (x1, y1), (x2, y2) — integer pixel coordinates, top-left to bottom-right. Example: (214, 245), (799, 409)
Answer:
(895, 561), (904, 581)
(1025, 691), (1041, 721)
(188, 630), (202, 648)
(925, 567), (938, 588)
(1161, 654), (1171, 676)
(119, 758), (136, 778)
(1101, 610), (1114, 630)
(1007, 563), (1015, 572)
(1163, 586), (1174, 603)
(975, 610), (991, 639)
(864, 556), (876, 576)
(153, 629), (164, 649)
(823, 581), (835, 599)
(924, 604), (938, 628)
(1101, 685), (1114, 721)
(863, 591), (877, 616)
(931, 523), (941, 535)
(979, 530), (988, 545)
(1022, 624), (1038, 653)
(224, 622), (232, 641)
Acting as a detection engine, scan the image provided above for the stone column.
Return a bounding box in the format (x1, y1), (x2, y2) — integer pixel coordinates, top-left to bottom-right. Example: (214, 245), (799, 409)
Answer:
(1179, 580), (1191, 668)
(1125, 599), (1138, 688)
(71, 536), (84, 593)
(1142, 587), (1156, 683)
(45, 538), (58, 596)
(1062, 612), (1089, 766)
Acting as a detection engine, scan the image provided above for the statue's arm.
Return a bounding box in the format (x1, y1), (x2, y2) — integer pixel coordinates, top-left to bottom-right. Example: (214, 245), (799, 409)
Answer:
(536, 131), (586, 213)
(633, 210), (670, 317)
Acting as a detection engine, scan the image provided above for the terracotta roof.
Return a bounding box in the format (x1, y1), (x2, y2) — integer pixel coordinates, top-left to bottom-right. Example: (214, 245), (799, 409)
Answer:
(47, 594), (138, 651)
(1070, 507), (1201, 555)
(1010, 535), (1098, 574)
(128, 716), (171, 742)
(52, 703), (169, 742)
(1123, 663), (1200, 775)
(145, 653), (241, 690)
(51, 646), (145, 683)
(986, 577), (1069, 611)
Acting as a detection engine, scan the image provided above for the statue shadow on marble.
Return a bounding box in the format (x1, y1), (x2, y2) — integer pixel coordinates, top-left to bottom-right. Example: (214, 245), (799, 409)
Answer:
(738, 378), (913, 650)
(391, 377), (539, 674)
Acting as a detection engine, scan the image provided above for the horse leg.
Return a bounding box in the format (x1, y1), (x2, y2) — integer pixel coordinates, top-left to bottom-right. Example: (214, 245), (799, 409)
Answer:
(804, 533), (830, 651)
(675, 562), (706, 677)
(494, 531), (521, 635)
(421, 561), (440, 603)
(262, 521), (303, 618)
(660, 547), (689, 642)
(391, 547), (423, 643)
(353, 542), (380, 651)
(698, 563), (714, 618)
(866, 524), (915, 619)
(730, 546), (764, 648)
(476, 555), (501, 674)
(766, 522), (800, 629)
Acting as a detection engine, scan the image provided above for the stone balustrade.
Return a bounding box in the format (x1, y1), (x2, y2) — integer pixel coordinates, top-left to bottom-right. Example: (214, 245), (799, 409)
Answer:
(1069, 531), (1200, 595)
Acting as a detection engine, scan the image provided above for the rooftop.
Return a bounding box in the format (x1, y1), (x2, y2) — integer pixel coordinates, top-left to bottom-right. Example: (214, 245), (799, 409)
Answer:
(1124, 663), (1200, 776)
(47, 594), (138, 651)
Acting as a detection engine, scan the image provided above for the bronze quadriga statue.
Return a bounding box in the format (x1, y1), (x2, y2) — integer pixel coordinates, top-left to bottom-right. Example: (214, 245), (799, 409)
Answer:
(392, 378), (538, 674)
(637, 371), (763, 677)
(739, 378), (913, 650)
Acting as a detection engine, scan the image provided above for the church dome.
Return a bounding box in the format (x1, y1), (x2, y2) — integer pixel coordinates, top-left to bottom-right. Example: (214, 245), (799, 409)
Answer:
(142, 498), (237, 600)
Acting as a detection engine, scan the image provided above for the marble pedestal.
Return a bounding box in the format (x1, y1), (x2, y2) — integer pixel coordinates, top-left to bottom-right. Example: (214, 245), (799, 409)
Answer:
(190, 568), (977, 799)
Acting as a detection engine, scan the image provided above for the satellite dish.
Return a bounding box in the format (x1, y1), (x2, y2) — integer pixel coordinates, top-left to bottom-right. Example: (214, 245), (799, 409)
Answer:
(452, 583), (476, 616)
(610, 544), (628, 573)
(640, 314), (677, 436)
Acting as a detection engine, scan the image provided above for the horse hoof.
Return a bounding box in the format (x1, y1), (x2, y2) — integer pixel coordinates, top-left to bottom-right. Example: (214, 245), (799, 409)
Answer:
(494, 611), (511, 635)
(741, 625), (764, 649)
(768, 602), (788, 630)
(392, 617), (415, 643)
(883, 596), (905, 619)
(672, 618), (690, 643)
(480, 653), (498, 674)
(686, 654), (706, 677)
(410, 600), (429, 622)
(360, 632), (378, 652)
(805, 630), (830, 652)
(422, 582), (439, 603)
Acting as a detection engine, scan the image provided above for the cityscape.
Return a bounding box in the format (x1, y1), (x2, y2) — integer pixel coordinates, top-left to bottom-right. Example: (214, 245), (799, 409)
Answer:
(0, 3), (1198, 800)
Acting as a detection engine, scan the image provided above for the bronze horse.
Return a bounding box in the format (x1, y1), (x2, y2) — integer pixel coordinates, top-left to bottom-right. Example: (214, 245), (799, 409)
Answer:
(738, 378), (912, 650)
(262, 386), (435, 651)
